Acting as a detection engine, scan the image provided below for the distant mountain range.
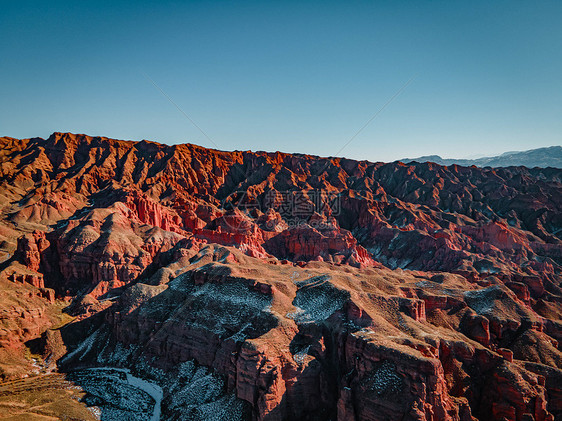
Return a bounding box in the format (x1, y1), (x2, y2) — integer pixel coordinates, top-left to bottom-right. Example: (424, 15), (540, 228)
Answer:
(400, 145), (562, 168)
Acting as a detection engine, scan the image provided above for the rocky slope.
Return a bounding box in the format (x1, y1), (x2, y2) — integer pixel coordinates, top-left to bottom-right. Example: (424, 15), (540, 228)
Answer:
(0, 132), (561, 420)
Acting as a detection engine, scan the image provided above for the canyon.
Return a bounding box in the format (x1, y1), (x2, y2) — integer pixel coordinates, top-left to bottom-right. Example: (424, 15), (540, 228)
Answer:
(0, 132), (560, 420)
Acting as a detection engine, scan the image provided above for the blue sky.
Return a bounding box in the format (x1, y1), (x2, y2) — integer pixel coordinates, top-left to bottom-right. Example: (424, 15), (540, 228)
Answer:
(1, 0), (561, 161)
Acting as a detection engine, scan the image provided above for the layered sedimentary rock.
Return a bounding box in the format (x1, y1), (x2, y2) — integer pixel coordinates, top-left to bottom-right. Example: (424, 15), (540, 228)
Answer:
(0, 132), (560, 420)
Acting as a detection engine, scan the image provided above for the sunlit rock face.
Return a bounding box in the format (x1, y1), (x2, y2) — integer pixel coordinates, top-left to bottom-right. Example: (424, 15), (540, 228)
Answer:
(0, 132), (560, 420)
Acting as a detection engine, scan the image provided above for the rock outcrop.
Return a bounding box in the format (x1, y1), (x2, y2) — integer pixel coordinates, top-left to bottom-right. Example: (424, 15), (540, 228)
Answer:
(0, 132), (560, 420)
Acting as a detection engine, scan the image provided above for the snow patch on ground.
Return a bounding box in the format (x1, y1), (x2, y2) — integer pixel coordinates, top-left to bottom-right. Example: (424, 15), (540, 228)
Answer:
(173, 279), (276, 340)
(164, 361), (248, 421)
(463, 285), (502, 315)
(71, 361), (248, 421)
(61, 328), (101, 364)
(70, 367), (161, 420)
(364, 360), (402, 396)
(293, 345), (311, 365)
(288, 275), (350, 323)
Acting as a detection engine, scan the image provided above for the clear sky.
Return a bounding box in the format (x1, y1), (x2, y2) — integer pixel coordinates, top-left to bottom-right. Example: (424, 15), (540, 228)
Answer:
(2, 1), (561, 162)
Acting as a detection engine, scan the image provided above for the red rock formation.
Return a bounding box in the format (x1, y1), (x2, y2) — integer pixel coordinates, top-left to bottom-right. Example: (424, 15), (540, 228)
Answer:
(0, 265), (60, 380)
(16, 231), (49, 273)
(2, 132), (560, 280)
(0, 132), (560, 419)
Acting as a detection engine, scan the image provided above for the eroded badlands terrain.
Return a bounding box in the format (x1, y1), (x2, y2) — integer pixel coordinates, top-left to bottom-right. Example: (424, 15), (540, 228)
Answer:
(0, 132), (560, 420)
